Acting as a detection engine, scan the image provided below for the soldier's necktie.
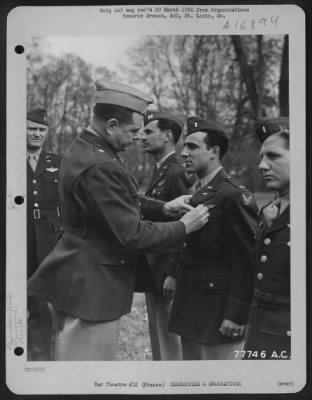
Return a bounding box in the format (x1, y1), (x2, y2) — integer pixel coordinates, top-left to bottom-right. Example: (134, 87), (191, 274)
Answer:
(188, 180), (202, 195)
(262, 198), (281, 227)
(28, 154), (37, 172)
(150, 165), (158, 182)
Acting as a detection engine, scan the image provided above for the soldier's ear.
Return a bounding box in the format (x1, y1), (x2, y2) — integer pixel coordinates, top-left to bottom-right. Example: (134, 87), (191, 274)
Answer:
(210, 145), (220, 159)
(105, 118), (119, 136)
(164, 130), (173, 143)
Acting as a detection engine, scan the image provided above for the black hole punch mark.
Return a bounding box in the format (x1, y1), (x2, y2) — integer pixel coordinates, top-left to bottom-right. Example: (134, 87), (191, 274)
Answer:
(14, 195), (24, 205)
(15, 45), (24, 54)
(14, 347), (24, 356)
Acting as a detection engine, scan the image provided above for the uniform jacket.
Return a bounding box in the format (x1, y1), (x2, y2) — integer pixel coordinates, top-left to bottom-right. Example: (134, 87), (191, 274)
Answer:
(169, 168), (258, 345)
(136, 153), (192, 293)
(27, 150), (62, 278)
(244, 203), (290, 358)
(28, 130), (186, 322)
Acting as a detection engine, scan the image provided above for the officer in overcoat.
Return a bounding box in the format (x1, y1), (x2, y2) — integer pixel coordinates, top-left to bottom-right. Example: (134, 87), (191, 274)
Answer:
(168, 117), (258, 360)
(26, 108), (62, 360)
(28, 81), (209, 361)
(244, 117), (290, 359)
(139, 111), (192, 360)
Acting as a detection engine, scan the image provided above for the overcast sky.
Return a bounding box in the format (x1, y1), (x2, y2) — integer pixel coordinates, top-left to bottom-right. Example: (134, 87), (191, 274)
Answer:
(46, 36), (142, 70)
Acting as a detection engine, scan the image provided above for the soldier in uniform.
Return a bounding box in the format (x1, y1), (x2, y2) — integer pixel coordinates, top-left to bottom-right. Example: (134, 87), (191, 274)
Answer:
(168, 117), (258, 360)
(26, 108), (62, 360)
(28, 81), (209, 361)
(244, 117), (291, 359)
(139, 111), (192, 360)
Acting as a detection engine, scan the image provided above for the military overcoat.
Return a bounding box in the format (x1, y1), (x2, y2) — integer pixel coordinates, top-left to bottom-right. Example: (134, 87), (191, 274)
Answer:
(28, 130), (186, 322)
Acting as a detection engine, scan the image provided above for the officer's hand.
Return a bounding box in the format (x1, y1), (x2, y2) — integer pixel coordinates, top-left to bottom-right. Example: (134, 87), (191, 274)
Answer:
(180, 204), (209, 234)
(163, 195), (193, 217)
(219, 319), (245, 338)
(163, 275), (176, 298)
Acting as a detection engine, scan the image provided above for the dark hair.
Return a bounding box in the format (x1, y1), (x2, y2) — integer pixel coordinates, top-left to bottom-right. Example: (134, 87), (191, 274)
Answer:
(157, 119), (182, 144)
(93, 104), (135, 125)
(203, 130), (229, 160)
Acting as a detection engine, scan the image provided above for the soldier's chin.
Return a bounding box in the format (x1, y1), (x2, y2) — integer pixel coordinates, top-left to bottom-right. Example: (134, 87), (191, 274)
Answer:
(185, 164), (194, 172)
(122, 143), (133, 151)
(28, 142), (42, 150)
(265, 180), (278, 190)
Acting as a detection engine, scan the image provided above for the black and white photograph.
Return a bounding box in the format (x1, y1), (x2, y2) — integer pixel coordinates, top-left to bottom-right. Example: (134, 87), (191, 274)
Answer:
(5, 3), (307, 395)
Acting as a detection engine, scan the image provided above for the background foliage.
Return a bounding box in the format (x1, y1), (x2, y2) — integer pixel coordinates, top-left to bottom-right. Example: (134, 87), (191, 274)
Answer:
(27, 35), (288, 191)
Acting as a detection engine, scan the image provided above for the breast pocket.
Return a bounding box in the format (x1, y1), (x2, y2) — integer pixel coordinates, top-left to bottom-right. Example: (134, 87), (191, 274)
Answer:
(45, 175), (59, 200)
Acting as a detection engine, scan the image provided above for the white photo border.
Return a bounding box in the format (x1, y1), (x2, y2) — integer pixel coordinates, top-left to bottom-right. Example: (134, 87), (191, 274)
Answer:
(6, 3), (306, 395)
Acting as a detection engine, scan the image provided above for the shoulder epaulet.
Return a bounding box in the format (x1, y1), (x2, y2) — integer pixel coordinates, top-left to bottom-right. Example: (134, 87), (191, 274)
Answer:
(92, 144), (122, 165)
(224, 175), (240, 189)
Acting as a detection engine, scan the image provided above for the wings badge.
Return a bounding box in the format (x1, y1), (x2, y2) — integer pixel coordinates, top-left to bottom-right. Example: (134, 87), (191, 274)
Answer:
(46, 167), (59, 173)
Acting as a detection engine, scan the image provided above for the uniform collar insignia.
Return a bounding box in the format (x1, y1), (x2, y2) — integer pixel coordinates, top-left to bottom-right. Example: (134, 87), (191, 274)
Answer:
(97, 149), (105, 152)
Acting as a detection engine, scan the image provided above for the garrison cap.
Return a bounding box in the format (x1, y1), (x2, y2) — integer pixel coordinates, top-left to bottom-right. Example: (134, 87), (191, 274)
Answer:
(27, 108), (48, 126)
(144, 111), (184, 141)
(95, 80), (153, 114)
(186, 116), (225, 136)
(254, 117), (289, 143)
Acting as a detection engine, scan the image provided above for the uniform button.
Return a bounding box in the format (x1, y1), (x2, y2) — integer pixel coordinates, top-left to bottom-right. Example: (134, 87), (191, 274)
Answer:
(183, 243), (187, 248)
(209, 282), (214, 288)
(286, 330), (291, 336)
(257, 273), (264, 280)
(33, 191), (38, 195)
(260, 255), (268, 263)
(287, 224), (290, 228)
(264, 238), (271, 246)
(259, 221), (263, 227)
(120, 259), (125, 265)
(54, 179), (58, 183)
(287, 241), (290, 247)
(32, 179), (37, 184)
(34, 203), (39, 208)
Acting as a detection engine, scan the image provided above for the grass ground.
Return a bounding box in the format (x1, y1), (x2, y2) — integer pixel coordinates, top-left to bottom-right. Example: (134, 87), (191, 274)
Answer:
(117, 293), (152, 361)
(117, 191), (274, 361)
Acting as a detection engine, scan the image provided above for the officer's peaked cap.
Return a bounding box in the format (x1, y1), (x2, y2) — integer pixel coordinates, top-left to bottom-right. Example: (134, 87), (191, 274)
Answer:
(95, 80), (153, 114)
